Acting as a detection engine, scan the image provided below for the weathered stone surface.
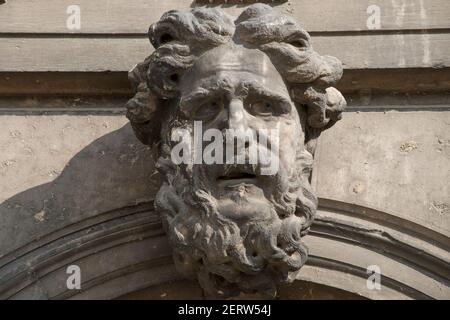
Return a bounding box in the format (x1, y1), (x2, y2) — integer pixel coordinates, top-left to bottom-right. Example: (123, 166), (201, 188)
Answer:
(314, 111), (450, 237)
(118, 279), (364, 300)
(2, 34), (449, 72)
(3, 0), (450, 34)
(0, 115), (157, 257)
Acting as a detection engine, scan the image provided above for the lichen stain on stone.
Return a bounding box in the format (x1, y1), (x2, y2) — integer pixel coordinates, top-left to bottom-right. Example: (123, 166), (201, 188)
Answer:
(10, 130), (22, 138)
(34, 210), (46, 222)
(436, 137), (450, 153)
(1, 159), (16, 168)
(429, 202), (450, 216)
(399, 141), (418, 153)
(349, 181), (365, 195)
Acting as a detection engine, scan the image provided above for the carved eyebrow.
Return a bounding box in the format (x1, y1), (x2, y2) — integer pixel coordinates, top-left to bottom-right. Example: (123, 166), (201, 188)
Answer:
(179, 79), (292, 110)
(242, 81), (292, 106)
(180, 85), (222, 107)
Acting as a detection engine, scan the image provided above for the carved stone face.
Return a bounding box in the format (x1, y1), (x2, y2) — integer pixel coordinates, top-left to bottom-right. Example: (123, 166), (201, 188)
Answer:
(152, 44), (318, 298)
(126, 4), (345, 298)
(178, 44), (304, 222)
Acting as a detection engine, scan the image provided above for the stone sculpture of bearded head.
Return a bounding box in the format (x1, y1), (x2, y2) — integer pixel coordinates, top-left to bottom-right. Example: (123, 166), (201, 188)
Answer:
(126, 4), (346, 298)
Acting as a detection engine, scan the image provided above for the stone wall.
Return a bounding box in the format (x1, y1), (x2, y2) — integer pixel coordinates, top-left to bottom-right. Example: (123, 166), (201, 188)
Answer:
(0, 0), (449, 299)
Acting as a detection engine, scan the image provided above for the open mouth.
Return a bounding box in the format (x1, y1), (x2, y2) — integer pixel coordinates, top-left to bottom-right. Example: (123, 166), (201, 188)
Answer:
(218, 172), (256, 181)
(217, 170), (257, 187)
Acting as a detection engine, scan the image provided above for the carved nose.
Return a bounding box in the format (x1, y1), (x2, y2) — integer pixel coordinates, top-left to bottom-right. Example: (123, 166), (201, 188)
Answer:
(227, 98), (248, 131)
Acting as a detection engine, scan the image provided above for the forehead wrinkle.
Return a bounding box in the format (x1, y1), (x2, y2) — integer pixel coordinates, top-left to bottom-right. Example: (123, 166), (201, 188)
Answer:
(181, 44), (289, 92)
(183, 70), (289, 100)
(239, 78), (291, 103)
(181, 78), (229, 101)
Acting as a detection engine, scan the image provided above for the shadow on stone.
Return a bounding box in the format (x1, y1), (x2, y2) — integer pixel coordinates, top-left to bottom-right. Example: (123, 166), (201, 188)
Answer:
(0, 123), (159, 261)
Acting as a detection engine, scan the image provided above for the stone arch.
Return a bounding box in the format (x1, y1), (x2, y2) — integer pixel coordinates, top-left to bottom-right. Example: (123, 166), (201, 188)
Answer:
(1, 199), (447, 299)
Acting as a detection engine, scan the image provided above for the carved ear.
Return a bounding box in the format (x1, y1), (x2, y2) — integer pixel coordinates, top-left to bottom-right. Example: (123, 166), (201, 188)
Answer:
(303, 86), (346, 129)
(293, 85), (346, 155)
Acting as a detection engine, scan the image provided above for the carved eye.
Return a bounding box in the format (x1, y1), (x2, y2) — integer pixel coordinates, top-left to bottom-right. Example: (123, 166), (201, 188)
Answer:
(193, 100), (222, 121)
(248, 101), (275, 117)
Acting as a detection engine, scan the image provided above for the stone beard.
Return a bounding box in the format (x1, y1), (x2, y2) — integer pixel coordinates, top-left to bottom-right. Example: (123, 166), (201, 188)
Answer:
(126, 4), (346, 298)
